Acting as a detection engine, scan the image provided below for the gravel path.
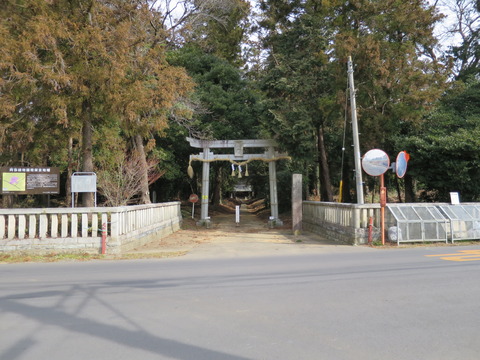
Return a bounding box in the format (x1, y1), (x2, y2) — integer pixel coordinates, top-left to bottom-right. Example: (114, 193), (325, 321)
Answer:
(127, 207), (369, 258)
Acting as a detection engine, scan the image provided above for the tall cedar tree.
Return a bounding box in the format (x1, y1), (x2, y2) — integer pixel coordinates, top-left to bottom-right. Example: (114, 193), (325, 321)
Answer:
(399, 79), (480, 201)
(260, 8), (335, 200)
(258, 0), (450, 202)
(0, 0), (193, 206)
(168, 45), (262, 204)
(181, 0), (251, 66)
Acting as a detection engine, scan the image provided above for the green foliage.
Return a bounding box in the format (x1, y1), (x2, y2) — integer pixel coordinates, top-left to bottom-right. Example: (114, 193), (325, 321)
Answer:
(1, 0), (478, 207)
(258, 7), (337, 201)
(152, 122), (195, 201)
(156, 46), (268, 201)
(327, 0), (449, 152)
(169, 45), (262, 140)
(399, 80), (480, 201)
(0, 0), (193, 206)
(186, 0), (251, 66)
(258, 0), (449, 201)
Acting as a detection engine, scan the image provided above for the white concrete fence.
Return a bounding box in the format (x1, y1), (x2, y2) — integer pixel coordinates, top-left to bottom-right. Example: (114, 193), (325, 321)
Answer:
(0, 202), (182, 254)
(0, 200), (390, 253)
(303, 201), (381, 245)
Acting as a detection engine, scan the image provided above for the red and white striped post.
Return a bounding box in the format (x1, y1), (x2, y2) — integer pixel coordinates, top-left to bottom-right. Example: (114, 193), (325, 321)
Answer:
(101, 222), (107, 255)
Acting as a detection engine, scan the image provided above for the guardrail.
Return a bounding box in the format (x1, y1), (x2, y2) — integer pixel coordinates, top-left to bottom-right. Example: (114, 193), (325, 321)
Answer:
(0, 202), (182, 254)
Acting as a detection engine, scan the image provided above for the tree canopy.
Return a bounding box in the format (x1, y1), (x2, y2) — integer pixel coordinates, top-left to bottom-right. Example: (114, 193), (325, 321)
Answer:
(1, 0), (193, 206)
(257, 0), (450, 200)
(1, 0), (479, 207)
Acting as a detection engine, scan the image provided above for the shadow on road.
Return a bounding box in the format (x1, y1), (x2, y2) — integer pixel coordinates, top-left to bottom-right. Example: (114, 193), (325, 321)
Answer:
(1, 283), (251, 360)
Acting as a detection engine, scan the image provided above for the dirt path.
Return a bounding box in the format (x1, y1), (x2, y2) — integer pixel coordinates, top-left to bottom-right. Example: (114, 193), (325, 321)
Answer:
(127, 206), (361, 258)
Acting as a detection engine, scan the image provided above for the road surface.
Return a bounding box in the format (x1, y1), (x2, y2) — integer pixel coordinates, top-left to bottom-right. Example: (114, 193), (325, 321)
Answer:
(2, 241), (480, 360)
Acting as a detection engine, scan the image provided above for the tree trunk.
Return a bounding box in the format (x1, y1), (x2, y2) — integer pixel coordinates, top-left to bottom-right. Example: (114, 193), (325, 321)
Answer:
(317, 125), (334, 201)
(81, 103), (94, 208)
(395, 176), (403, 203)
(134, 134), (151, 204)
(312, 130), (320, 200)
(404, 174), (416, 202)
(82, 9), (94, 209)
(66, 137), (73, 207)
(2, 195), (14, 208)
(212, 165), (222, 205)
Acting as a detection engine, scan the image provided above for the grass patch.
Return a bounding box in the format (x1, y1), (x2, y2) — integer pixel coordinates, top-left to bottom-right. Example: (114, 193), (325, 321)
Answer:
(119, 251), (188, 260)
(0, 252), (102, 264)
(0, 251), (188, 264)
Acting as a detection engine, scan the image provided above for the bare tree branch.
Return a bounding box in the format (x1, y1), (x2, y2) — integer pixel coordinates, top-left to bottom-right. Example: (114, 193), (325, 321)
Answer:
(97, 151), (164, 206)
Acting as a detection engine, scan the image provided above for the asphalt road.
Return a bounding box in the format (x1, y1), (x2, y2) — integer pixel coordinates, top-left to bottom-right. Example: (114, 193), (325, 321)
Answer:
(1, 244), (480, 360)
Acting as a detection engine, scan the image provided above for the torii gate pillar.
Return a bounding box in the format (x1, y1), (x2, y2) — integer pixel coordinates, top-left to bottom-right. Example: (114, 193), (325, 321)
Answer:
(187, 138), (287, 226)
(268, 147), (280, 222)
(201, 148), (211, 224)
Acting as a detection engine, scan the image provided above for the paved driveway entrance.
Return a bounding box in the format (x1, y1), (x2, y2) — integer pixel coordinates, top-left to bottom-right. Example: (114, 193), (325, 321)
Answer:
(128, 206), (367, 258)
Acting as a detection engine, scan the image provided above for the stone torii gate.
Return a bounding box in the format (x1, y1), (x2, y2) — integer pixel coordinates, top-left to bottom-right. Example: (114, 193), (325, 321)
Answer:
(187, 137), (290, 227)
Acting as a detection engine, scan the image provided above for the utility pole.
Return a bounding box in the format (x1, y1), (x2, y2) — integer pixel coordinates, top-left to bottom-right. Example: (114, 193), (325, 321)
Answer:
(347, 56), (364, 204)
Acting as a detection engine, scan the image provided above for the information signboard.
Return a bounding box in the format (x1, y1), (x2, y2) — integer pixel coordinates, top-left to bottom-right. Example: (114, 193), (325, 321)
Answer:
(71, 172), (97, 208)
(71, 172), (97, 193)
(0, 167), (60, 195)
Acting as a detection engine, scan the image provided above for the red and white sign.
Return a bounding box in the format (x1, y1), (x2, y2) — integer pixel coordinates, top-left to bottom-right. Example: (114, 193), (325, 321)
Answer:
(189, 194), (199, 203)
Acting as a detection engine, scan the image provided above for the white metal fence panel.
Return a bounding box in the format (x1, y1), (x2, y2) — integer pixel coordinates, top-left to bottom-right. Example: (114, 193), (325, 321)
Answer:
(387, 204), (448, 245)
(438, 204), (480, 242)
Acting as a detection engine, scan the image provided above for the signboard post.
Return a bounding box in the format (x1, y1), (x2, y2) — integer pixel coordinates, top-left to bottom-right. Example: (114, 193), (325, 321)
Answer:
(189, 194), (199, 219)
(235, 205), (240, 226)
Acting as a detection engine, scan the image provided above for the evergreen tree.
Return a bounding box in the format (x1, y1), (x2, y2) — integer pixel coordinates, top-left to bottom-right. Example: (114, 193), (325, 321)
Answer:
(259, 9), (334, 200)
(165, 45), (264, 203)
(257, 0), (450, 202)
(0, 0), (193, 206)
(400, 79), (480, 201)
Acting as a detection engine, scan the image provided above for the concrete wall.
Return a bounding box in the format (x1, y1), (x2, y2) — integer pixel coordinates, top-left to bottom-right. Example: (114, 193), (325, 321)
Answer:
(0, 202), (182, 254)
